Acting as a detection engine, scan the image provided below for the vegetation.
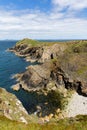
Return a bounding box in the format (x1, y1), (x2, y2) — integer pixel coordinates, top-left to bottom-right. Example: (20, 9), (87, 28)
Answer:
(77, 66), (87, 75)
(46, 89), (73, 111)
(16, 39), (87, 50)
(16, 38), (68, 47)
(9, 39), (87, 129)
(0, 115), (87, 130)
(58, 40), (87, 80)
(65, 40), (87, 53)
(16, 38), (40, 47)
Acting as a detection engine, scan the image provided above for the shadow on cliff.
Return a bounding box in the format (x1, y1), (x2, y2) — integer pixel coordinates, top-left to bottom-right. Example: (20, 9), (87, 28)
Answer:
(14, 88), (64, 117)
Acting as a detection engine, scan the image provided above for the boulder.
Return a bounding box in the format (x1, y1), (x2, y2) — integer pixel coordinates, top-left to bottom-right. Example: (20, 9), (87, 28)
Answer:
(12, 84), (20, 91)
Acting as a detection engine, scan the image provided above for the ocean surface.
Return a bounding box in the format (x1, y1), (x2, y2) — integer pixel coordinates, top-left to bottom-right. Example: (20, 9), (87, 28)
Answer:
(0, 40), (38, 112)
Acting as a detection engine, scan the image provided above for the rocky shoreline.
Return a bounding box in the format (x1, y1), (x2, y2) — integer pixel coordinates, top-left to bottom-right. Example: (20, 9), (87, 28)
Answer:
(8, 38), (87, 121)
(9, 39), (87, 94)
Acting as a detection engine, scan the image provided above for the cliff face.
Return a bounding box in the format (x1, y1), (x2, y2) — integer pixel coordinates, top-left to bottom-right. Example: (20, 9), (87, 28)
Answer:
(9, 38), (67, 62)
(9, 39), (87, 120)
(10, 39), (87, 95)
(0, 87), (31, 124)
(58, 41), (87, 95)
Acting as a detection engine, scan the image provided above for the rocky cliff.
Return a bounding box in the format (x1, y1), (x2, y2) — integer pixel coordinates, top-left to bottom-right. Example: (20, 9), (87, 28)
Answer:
(9, 39), (87, 95)
(9, 38), (67, 62)
(0, 87), (32, 124)
(9, 38), (87, 121)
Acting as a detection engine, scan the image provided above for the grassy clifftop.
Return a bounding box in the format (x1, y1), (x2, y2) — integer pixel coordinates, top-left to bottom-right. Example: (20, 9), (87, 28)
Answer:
(16, 38), (40, 47)
(16, 38), (69, 47)
(16, 38), (87, 48)
(0, 115), (87, 130)
(60, 40), (87, 79)
(65, 40), (87, 53)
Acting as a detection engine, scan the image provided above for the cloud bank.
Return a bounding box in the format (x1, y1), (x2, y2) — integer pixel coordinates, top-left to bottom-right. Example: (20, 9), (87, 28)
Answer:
(0, 0), (87, 39)
(52, 0), (87, 10)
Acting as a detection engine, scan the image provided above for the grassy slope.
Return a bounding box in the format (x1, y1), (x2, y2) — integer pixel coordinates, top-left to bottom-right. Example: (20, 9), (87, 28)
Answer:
(16, 38), (68, 47)
(59, 40), (87, 80)
(0, 115), (87, 130)
(16, 38), (40, 47)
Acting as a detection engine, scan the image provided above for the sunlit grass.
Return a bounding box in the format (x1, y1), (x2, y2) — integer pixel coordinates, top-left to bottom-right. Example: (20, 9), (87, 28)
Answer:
(0, 115), (87, 130)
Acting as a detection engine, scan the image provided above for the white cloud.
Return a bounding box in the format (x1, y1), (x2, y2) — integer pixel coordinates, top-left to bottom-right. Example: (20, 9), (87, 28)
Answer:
(52, 0), (87, 11)
(0, 2), (87, 40)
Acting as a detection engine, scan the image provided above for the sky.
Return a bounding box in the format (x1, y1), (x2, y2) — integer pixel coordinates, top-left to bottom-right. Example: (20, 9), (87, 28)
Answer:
(0, 0), (87, 40)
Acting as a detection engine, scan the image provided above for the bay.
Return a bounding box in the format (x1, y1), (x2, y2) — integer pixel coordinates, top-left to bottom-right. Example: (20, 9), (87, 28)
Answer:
(0, 40), (34, 112)
(0, 39), (72, 112)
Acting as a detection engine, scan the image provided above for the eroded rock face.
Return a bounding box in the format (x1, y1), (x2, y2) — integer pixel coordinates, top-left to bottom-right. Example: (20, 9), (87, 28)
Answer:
(38, 44), (66, 63)
(81, 82), (87, 94)
(13, 59), (87, 96)
(0, 87), (31, 124)
(12, 61), (69, 91)
(8, 39), (87, 121)
(15, 62), (52, 91)
(9, 40), (66, 63)
(10, 39), (87, 95)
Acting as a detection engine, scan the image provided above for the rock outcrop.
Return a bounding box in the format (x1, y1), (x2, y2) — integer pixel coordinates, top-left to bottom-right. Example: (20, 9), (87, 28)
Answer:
(9, 38), (67, 63)
(12, 61), (65, 91)
(0, 87), (31, 124)
(8, 39), (87, 121)
(9, 39), (87, 95)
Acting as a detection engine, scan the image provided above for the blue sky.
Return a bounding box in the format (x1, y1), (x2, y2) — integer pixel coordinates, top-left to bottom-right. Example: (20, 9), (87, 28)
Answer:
(0, 0), (87, 39)
(0, 0), (52, 12)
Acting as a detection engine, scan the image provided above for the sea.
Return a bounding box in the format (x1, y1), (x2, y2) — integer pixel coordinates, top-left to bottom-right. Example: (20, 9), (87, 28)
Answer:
(0, 40), (37, 112)
(0, 39), (75, 112)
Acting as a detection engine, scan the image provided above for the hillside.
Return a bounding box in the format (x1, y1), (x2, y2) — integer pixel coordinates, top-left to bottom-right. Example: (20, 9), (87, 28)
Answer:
(0, 115), (87, 130)
(0, 87), (31, 124)
(8, 38), (87, 127)
(0, 87), (87, 130)
(9, 39), (87, 95)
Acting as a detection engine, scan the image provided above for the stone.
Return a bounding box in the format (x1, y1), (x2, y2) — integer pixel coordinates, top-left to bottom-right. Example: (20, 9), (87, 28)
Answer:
(12, 84), (20, 91)
(19, 117), (28, 124)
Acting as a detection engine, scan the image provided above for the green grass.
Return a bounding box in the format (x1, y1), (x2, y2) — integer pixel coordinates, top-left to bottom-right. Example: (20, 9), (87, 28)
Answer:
(77, 66), (87, 75)
(0, 115), (87, 130)
(16, 38), (68, 47)
(58, 40), (87, 79)
(65, 40), (87, 54)
(16, 38), (40, 47)
(16, 39), (87, 53)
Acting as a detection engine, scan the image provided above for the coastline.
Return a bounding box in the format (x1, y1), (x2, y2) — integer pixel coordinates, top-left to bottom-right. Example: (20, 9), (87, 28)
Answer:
(8, 38), (87, 121)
